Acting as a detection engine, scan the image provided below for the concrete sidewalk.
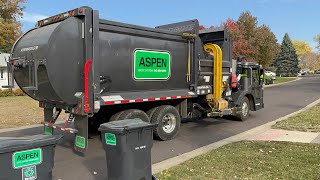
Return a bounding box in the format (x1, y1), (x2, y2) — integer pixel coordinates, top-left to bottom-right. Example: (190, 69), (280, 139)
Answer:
(249, 129), (320, 144)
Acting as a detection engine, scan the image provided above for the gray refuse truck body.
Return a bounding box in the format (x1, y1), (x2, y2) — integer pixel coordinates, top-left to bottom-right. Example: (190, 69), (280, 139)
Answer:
(5, 7), (264, 153)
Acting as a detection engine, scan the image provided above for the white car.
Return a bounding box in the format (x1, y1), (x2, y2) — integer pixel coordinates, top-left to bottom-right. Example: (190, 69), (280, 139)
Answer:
(265, 71), (276, 80)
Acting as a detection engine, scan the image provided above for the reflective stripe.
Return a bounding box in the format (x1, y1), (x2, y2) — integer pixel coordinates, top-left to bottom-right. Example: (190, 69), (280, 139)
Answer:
(104, 95), (190, 105)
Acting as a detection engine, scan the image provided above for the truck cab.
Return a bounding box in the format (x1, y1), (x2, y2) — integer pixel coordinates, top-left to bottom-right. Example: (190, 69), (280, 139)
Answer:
(231, 62), (264, 120)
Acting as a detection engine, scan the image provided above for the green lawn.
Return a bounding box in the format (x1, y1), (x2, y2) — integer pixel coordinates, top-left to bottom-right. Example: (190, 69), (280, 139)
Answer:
(156, 141), (320, 180)
(0, 96), (67, 129)
(273, 77), (298, 84)
(272, 103), (320, 132)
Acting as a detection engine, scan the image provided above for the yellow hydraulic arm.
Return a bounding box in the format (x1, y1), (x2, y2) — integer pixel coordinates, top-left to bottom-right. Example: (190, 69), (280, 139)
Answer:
(204, 43), (228, 111)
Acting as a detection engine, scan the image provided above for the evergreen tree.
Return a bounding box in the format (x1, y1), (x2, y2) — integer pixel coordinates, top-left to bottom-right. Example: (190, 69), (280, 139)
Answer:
(274, 33), (300, 76)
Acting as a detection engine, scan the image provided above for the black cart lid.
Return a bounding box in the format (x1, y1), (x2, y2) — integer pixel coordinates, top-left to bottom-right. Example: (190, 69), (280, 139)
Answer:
(0, 135), (63, 154)
(98, 119), (157, 134)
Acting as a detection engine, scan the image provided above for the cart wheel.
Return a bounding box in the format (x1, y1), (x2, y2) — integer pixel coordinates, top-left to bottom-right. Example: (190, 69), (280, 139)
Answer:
(236, 97), (250, 121)
(151, 105), (181, 141)
(112, 109), (150, 122)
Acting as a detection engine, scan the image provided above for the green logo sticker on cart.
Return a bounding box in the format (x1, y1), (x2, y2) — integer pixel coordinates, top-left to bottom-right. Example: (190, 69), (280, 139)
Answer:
(22, 165), (37, 180)
(75, 135), (86, 149)
(133, 49), (171, 80)
(105, 133), (116, 146)
(44, 126), (53, 135)
(13, 148), (42, 169)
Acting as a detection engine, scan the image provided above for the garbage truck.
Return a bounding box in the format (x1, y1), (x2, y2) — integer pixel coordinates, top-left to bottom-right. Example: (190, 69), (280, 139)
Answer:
(4, 6), (264, 153)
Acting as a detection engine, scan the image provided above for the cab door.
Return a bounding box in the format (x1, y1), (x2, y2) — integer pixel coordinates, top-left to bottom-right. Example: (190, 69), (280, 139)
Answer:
(251, 67), (263, 110)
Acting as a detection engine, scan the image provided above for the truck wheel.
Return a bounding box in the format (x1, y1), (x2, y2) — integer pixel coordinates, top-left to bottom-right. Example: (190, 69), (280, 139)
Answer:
(146, 107), (158, 119)
(236, 97), (250, 121)
(109, 111), (126, 121)
(151, 105), (181, 141)
(115, 109), (150, 122)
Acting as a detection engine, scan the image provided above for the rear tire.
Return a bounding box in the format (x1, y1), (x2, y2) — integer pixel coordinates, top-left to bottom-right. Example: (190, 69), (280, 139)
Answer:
(236, 97), (250, 121)
(109, 111), (126, 121)
(146, 107), (158, 119)
(111, 109), (150, 122)
(150, 105), (181, 141)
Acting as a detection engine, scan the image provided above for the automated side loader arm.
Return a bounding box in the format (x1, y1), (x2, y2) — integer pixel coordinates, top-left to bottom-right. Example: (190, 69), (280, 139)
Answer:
(204, 44), (228, 111)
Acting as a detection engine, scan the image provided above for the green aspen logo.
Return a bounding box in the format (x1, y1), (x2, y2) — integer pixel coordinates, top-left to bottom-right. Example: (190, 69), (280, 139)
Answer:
(75, 135), (86, 149)
(134, 49), (171, 80)
(13, 148), (42, 169)
(105, 133), (116, 146)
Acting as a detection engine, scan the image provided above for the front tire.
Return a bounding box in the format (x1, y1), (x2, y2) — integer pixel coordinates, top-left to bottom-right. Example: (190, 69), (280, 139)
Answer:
(236, 97), (250, 121)
(150, 105), (181, 141)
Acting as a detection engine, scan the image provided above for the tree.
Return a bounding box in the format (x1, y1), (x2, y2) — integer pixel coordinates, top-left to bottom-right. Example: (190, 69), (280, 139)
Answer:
(0, 0), (25, 52)
(222, 18), (255, 60)
(274, 33), (300, 76)
(292, 40), (312, 57)
(237, 12), (258, 42)
(222, 12), (279, 67)
(314, 34), (320, 51)
(254, 25), (279, 67)
(300, 52), (320, 71)
(199, 25), (206, 30)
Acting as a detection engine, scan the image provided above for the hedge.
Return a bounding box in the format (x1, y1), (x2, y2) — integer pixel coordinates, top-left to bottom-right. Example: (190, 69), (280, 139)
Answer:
(0, 89), (25, 97)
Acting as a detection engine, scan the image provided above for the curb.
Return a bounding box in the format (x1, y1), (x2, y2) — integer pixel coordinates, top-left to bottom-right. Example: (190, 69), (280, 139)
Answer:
(264, 77), (301, 88)
(152, 97), (320, 174)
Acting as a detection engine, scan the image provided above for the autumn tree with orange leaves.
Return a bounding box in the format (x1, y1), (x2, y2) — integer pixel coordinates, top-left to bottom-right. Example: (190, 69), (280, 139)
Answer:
(0, 0), (25, 52)
(221, 12), (279, 68)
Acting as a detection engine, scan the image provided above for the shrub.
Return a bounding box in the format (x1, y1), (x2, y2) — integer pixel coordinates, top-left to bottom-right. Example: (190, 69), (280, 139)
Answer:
(13, 88), (25, 96)
(0, 88), (25, 97)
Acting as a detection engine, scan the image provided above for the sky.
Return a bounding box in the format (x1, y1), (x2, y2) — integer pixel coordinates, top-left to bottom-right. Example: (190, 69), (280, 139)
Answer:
(19, 0), (320, 49)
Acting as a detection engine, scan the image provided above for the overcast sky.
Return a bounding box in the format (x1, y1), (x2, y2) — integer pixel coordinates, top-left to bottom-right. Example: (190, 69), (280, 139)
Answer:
(19, 0), (320, 50)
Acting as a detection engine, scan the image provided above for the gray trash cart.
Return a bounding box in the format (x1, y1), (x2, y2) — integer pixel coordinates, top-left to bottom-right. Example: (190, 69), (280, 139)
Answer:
(0, 135), (62, 180)
(99, 119), (157, 180)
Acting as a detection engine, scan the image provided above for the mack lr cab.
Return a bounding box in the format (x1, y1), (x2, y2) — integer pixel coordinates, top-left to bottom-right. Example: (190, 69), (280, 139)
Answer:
(4, 7), (264, 153)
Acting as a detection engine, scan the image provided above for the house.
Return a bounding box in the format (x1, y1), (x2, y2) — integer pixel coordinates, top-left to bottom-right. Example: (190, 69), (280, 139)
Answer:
(0, 53), (10, 89)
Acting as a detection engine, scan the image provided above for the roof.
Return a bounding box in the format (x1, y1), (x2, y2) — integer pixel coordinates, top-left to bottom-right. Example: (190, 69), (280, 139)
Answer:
(237, 62), (259, 66)
(199, 27), (226, 34)
(0, 53), (10, 67)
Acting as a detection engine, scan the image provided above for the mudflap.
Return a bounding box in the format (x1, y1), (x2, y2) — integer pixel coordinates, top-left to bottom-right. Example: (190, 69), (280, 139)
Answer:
(43, 106), (58, 136)
(73, 115), (89, 155)
(44, 108), (53, 135)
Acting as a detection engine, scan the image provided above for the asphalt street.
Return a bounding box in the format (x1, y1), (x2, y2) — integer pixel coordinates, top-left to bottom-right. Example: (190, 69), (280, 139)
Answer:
(1, 76), (319, 180)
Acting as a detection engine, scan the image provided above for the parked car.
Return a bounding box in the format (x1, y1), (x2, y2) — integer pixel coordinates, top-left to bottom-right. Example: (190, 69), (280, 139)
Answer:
(265, 71), (276, 80)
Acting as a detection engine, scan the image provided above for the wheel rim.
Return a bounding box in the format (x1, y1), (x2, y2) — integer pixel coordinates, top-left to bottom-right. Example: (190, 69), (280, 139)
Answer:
(162, 113), (176, 133)
(242, 101), (249, 117)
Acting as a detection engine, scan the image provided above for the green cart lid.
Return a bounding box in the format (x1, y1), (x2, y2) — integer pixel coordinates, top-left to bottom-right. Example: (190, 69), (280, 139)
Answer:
(0, 135), (63, 154)
(98, 119), (157, 134)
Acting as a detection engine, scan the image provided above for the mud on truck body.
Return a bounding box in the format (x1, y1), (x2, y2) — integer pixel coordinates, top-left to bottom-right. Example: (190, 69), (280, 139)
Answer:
(4, 7), (264, 154)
